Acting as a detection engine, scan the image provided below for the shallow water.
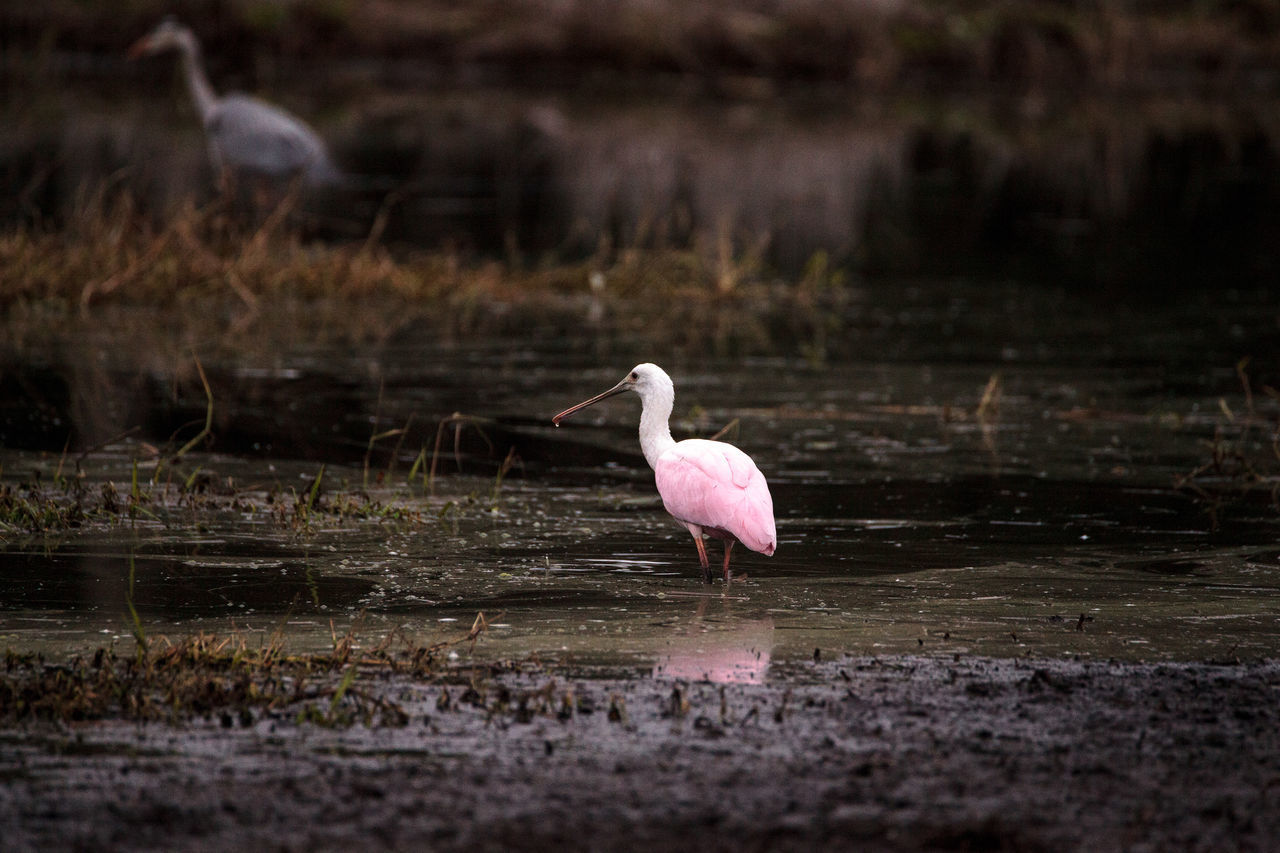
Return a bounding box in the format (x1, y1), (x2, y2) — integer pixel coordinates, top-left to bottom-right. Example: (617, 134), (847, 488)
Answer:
(2, 280), (1279, 673)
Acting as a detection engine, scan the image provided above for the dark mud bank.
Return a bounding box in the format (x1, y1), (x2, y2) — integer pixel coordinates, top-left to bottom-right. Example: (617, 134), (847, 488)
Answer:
(3, 655), (1277, 851)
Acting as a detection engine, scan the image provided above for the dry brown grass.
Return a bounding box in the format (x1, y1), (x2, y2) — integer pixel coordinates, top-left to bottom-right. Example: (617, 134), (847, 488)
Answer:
(0, 183), (838, 360)
(2, 190), (527, 343)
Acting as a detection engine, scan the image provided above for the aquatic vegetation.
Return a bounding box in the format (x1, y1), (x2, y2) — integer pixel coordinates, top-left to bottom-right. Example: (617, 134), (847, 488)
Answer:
(0, 460), (427, 536)
(1174, 358), (1280, 528)
(0, 483), (88, 531)
(0, 615), (499, 727)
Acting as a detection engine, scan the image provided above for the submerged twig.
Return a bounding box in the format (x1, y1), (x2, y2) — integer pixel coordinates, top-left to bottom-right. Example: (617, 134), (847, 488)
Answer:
(125, 554), (147, 661)
(75, 426), (143, 469)
(708, 417), (740, 442)
(427, 413), (496, 493)
(170, 354), (214, 463)
(976, 372), (1003, 460)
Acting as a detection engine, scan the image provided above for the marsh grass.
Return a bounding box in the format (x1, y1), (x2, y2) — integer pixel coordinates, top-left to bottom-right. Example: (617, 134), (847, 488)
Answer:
(488, 447), (522, 511)
(0, 361), (529, 538)
(0, 458), (426, 537)
(0, 178), (857, 362)
(0, 613), (501, 727)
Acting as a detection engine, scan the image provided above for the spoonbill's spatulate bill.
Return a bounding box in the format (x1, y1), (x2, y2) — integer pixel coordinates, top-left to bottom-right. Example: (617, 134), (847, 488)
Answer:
(553, 363), (776, 582)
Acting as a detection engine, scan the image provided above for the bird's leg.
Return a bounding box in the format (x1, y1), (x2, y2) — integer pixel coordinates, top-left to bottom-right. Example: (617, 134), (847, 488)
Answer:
(213, 156), (234, 199)
(722, 540), (735, 583)
(691, 529), (712, 584)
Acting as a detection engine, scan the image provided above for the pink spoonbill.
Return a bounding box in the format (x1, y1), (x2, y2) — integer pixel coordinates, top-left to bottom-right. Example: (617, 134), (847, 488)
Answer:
(553, 363), (776, 582)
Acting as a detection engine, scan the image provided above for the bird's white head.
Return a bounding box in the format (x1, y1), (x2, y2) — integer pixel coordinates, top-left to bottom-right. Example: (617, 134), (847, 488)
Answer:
(128, 16), (197, 59)
(624, 363), (674, 402)
(552, 362), (674, 426)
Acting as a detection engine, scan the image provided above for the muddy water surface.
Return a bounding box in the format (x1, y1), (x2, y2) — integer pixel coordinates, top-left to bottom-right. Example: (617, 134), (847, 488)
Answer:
(2, 280), (1278, 671)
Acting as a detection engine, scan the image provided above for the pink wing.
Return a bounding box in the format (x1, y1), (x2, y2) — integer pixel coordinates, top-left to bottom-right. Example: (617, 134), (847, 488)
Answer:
(654, 438), (777, 555)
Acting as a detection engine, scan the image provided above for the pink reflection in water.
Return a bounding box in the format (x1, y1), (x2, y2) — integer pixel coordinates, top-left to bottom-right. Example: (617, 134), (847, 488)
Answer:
(652, 610), (774, 684)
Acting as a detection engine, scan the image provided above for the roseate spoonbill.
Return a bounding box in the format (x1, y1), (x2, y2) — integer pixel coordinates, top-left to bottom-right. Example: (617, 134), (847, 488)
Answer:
(128, 17), (341, 187)
(553, 363), (776, 583)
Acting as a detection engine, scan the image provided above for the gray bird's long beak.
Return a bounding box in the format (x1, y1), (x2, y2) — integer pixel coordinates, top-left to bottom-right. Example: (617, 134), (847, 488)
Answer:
(552, 380), (630, 426)
(127, 37), (153, 59)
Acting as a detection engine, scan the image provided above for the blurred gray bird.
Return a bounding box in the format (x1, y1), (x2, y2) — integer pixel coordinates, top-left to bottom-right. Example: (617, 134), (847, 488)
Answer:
(129, 17), (341, 187)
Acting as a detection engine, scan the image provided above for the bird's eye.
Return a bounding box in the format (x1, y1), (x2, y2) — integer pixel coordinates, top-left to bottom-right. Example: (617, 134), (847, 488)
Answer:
(629, 372), (638, 381)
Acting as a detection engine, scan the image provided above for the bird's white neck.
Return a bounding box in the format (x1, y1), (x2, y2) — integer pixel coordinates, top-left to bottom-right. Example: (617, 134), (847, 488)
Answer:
(177, 37), (218, 125)
(637, 377), (677, 470)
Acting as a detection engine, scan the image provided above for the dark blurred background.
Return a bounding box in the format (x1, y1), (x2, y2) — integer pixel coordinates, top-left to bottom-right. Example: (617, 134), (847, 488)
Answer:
(2, 0), (1279, 288)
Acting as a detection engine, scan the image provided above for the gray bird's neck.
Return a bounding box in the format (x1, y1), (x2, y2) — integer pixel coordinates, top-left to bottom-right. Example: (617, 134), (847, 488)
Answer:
(179, 41), (218, 125)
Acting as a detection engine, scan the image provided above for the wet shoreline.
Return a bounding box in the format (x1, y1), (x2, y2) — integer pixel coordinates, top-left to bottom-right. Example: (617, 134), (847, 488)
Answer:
(3, 654), (1277, 851)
